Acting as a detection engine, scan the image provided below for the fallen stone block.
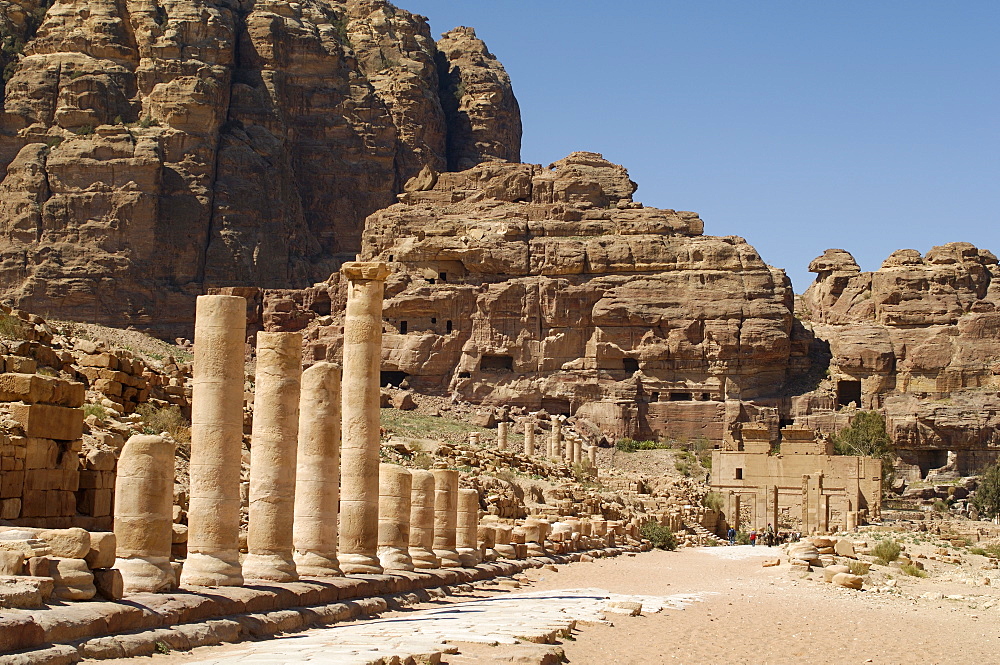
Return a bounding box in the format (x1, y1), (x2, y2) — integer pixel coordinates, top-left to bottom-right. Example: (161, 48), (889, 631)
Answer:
(6, 403), (83, 441)
(50, 557), (96, 601)
(39, 528), (91, 559)
(0, 549), (24, 575)
(822, 564), (851, 583)
(84, 532), (116, 569)
(761, 558), (780, 567)
(92, 568), (123, 601)
(832, 572), (864, 590)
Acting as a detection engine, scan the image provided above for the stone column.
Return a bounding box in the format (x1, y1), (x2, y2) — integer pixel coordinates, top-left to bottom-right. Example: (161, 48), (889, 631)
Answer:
(573, 438), (582, 465)
(456, 488), (481, 567)
(181, 295), (246, 588)
(244, 332), (301, 582)
(587, 445), (597, 467)
(524, 421), (535, 456)
(549, 416), (561, 459)
(114, 434), (175, 593)
(469, 432), (480, 447)
(408, 469), (439, 569)
(497, 422), (508, 451)
(432, 468), (461, 567)
(564, 433), (575, 464)
(293, 362), (342, 576)
(378, 464), (414, 571)
(339, 262), (390, 574)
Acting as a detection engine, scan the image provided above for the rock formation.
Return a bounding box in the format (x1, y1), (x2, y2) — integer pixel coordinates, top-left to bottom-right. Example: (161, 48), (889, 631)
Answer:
(0, 0), (520, 335)
(273, 152), (802, 442)
(798, 243), (1000, 476)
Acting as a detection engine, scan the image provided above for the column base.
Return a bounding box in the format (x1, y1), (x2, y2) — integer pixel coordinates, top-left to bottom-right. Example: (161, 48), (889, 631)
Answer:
(408, 547), (440, 569)
(243, 553), (298, 582)
(433, 548), (462, 568)
(179, 551), (243, 588)
(526, 542), (547, 557)
(294, 550), (342, 577)
(340, 552), (384, 575)
(457, 547), (481, 568)
(493, 545), (517, 559)
(378, 546), (415, 572)
(115, 556), (175, 594)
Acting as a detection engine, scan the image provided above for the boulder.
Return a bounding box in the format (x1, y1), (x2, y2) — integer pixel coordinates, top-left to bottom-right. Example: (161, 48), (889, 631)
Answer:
(38, 528), (91, 559)
(834, 538), (857, 558)
(823, 564), (851, 583)
(0, 550), (24, 576)
(832, 572), (864, 590)
(50, 557), (96, 601)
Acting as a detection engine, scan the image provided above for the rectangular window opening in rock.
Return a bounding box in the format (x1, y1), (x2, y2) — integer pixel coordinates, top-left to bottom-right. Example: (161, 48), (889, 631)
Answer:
(480, 355), (514, 372)
(736, 468), (743, 480)
(622, 358), (639, 373)
(669, 392), (693, 401)
(836, 380), (861, 408)
(380, 371), (409, 388)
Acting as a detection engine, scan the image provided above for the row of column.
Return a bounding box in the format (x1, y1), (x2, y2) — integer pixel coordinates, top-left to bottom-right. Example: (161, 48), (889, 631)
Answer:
(469, 417), (598, 466)
(113, 263), (486, 591)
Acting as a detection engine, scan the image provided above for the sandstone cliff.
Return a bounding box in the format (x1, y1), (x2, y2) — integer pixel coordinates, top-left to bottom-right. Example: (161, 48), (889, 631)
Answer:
(798, 244), (1000, 477)
(260, 152), (805, 442)
(0, 0), (520, 334)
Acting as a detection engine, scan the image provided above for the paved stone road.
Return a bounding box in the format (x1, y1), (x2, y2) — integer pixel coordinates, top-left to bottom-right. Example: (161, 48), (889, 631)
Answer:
(186, 588), (710, 664)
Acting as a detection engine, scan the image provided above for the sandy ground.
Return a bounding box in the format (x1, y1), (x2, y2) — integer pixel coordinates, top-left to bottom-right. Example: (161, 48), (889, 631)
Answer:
(94, 546), (1000, 665)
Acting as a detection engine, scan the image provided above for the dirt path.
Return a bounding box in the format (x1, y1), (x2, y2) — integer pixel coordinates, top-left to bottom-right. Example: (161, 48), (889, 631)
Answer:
(93, 547), (999, 665)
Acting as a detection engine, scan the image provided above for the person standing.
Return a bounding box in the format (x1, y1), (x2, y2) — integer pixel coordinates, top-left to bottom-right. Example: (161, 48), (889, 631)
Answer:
(727, 527), (736, 545)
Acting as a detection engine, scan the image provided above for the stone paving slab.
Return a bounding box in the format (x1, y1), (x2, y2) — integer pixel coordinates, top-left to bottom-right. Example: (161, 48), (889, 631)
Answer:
(186, 587), (712, 665)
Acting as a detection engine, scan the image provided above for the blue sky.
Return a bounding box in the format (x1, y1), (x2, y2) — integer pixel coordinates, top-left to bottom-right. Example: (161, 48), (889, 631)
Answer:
(405, 1), (999, 292)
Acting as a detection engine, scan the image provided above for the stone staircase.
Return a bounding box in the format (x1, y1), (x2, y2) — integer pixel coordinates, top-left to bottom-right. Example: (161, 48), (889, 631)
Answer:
(684, 520), (730, 546)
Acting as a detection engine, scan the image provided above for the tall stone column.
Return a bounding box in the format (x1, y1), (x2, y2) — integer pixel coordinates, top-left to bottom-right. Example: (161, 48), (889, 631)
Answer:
(497, 422), (508, 451)
(432, 468), (461, 567)
(549, 416), (561, 458)
(114, 434), (175, 593)
(456, 488), (481, 567)
(587, 445), (597, 467)
(573, 438), (582, 465)
(293, 362), (342, 576)
(181, 295), (246, 588)
(408, 469), (439, 569)
(524, 421), (535, 456)
(339, 261), (390, 574)
(564, 433), (575, 464)
(377, 464), (414, 571)
(244, 332), (301, 582)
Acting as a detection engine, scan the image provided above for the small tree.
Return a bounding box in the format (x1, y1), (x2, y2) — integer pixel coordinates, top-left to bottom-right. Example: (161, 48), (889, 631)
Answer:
(831, 411), (895, 492)
(973, 459), (1000, 521)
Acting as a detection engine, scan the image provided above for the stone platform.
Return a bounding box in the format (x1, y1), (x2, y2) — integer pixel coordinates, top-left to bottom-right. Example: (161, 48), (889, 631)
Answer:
(0, 547), (643, 664)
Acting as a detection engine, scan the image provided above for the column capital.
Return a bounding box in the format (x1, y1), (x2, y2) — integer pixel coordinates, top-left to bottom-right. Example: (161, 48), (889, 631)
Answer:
(341, 261), (391, 282)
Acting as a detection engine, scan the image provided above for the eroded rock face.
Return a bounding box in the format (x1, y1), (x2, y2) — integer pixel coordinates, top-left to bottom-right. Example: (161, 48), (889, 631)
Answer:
(0, 0), (520, 335)
(799, 244), (1000, 474)
(276, 153), (801, 440)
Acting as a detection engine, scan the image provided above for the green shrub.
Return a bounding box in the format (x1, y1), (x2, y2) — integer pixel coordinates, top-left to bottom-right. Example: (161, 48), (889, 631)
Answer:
(872, 539), (901, 565)
(970, 547), (987, 556)
(138, 116), (160, 128)
(83, 403), (107, 419)
(848, 560), (871, 576)
(701, 491), (724, 512)
(0, 313), (27, 340)
(973, 459), (1000, 521)
(136, 403), (190, 444)
(932, 499), (950, 512)
(901, 563), (927, 578)
(73, 124), (94, 135)
(615, 438), (670, 453)
(639, 521), (677, 551)
(675, 460), (692, 477)
(736, 530), (751, 545)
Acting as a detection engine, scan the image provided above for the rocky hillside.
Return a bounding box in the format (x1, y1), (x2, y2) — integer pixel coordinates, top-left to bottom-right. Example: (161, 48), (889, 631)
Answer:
(0, 0), (519, 335)
(258, 152), (810, 442)
(797, 244), (1000, 477)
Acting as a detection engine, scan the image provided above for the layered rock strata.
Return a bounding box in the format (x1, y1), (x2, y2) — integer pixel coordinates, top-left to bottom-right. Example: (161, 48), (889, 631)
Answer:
(0, 0), (520, 335)
(798, 244), (1000, 476)
(273, 153), (802, 442)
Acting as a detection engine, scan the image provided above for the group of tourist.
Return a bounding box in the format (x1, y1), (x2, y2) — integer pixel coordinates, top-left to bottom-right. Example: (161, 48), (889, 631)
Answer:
(726, 525), (799, 547)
